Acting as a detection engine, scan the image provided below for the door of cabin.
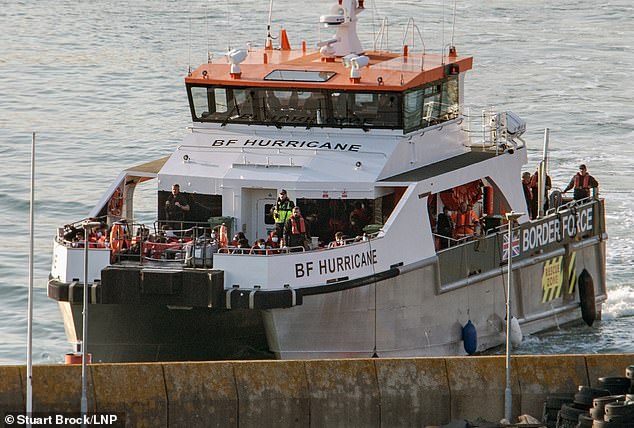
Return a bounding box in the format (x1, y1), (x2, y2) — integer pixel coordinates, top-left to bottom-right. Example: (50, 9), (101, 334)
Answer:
(256, 197), (277, 241)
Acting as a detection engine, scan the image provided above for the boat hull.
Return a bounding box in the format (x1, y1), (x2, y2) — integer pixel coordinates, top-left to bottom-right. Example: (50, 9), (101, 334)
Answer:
(264, 237), (606, 359)
(55, 237), (606, 362)
(59, 302), (271, 362)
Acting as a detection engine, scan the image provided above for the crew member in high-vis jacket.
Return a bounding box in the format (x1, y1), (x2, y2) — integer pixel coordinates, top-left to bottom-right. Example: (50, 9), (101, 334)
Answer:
(272, 189), (295, 237)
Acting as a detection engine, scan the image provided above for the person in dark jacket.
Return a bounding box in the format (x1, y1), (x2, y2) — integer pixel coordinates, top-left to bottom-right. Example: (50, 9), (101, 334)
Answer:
(165, 184), (190, 222)
(283, 207), (310, 251)
(521, 172), (533, 218)
(436, 206), (454, 249)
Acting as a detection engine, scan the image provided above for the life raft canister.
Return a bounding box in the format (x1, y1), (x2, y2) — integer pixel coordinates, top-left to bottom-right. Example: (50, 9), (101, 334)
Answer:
(578, 269), (596, 326)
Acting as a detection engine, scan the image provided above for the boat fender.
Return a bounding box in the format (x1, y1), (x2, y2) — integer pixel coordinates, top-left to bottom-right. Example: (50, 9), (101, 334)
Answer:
(578, 269), (596, 326)
(510, 316), (522, 347)
(462, 320), (477, 355)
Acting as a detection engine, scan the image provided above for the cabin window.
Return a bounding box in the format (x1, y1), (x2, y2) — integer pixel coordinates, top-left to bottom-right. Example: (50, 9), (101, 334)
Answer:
(186, 85), (402, 130)
(404, 89), (424, 133)
(403, 77), (460, 133)
(157, 191), (222, 226)
(190, 87), (210, 118)
(187, 80), (458, 133)
(264, 69), (336, 82)
(214, 88), (228, 113)
(439, 77), (459, 121)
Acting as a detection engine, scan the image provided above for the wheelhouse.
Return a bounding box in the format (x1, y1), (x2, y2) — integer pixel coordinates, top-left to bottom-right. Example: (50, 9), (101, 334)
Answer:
(187, 75), (459, 132)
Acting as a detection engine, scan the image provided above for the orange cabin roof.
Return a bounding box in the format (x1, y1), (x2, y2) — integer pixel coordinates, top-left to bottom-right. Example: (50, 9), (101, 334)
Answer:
(185, 48), (473, 92)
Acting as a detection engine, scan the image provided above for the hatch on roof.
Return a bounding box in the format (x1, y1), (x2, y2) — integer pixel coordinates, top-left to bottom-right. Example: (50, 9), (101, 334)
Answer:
(264, 69), (336, 82)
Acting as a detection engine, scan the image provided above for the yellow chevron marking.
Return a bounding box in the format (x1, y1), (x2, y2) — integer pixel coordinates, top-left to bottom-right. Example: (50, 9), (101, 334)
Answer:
(567, 251), (577, 294)
(542, 256), (563, 303)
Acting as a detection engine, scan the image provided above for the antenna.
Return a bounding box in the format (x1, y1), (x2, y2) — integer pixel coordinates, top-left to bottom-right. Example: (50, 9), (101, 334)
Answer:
(266, 0), (275, 49)
(188, 13), (192, 75)
(205, 4), (211, 62)
(441, 0), (446, 64)
(451, 0), (457, 48)
(225, 0), (231, 50)
(370, 0), (377, 50)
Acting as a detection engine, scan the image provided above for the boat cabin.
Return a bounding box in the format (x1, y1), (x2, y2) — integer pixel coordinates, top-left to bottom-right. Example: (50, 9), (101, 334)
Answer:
(185, 49), (471, 133)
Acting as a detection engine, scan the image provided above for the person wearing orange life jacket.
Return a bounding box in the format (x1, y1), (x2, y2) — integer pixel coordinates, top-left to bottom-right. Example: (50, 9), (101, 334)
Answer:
(328, 231), (346, 248)
(283, 206), (310, 251)
(563, 164), (599, 201)
(452, 201), (479, 240)
(530, 169), (552, 219)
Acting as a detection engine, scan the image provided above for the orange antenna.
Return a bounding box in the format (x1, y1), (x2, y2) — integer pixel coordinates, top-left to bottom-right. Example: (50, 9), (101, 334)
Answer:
(280, 29), (291, 51)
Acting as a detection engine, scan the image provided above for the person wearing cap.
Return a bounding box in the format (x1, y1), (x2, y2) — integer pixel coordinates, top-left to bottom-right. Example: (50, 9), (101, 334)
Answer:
(563, 164), (599, 201)
(271, 189), (295, 237)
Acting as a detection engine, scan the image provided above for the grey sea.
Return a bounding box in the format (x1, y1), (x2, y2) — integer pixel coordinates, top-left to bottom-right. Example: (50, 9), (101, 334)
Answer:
(1, 0), (632, 365)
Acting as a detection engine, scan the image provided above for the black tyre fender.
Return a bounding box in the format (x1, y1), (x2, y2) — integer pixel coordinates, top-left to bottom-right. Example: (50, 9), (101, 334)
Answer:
(578, 269), (596, 326)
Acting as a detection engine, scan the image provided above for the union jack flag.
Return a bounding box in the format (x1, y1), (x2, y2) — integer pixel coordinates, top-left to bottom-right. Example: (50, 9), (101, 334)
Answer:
(502, 230), (521, 261)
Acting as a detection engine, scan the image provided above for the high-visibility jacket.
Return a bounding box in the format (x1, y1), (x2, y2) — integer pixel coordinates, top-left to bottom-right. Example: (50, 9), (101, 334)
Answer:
(273, 199), (295, 223)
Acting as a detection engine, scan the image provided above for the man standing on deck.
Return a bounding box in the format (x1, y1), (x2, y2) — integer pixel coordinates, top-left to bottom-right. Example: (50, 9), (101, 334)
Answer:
(284, 206), (310, 251)
(272, 189), (295, 238)
(452, 202), (478, 240)
(522, 172), (533, 218)
(530, 169), (552, 219)
(165, 183), (190, 226)
(563, 164), (599, 201)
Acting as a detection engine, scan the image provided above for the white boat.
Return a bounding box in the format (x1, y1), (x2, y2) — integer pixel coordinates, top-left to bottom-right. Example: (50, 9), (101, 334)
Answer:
(48, 0), (607, 362)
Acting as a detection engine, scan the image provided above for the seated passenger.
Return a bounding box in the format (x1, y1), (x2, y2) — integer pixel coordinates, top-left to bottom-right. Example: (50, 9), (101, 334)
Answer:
(266, 230), (280, 249)
(328, 232), (346, 248)
(250, 239), (268, 255)
(231, 232), (248, 247)
(234, 238), (250, 254)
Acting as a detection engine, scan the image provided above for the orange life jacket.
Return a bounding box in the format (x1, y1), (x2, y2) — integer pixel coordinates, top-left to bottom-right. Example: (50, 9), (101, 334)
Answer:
(453, 210), (477, 238)
(291, 217), (306, 234)
(573, 173), (591, 189)
(218, 225), (228, 248)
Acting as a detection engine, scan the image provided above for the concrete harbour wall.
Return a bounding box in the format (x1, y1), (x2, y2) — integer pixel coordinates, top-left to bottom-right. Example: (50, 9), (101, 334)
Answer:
(1, 354), (632, 427)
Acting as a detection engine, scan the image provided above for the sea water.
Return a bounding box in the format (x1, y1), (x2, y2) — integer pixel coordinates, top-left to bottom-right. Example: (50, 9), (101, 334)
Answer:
(0, 0), (632, 364)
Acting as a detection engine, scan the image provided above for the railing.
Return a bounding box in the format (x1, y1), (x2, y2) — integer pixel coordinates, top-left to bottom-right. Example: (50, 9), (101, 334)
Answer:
(57, 215), (384, 271)
(462, 107), (527, 154)
(435, 197), (604, 286)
